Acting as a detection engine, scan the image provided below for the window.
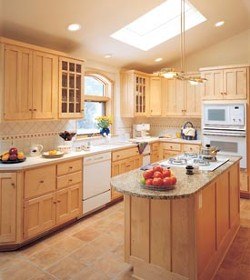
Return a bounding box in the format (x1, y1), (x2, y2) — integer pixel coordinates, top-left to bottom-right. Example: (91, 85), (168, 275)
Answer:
(77, 74), (112, 135)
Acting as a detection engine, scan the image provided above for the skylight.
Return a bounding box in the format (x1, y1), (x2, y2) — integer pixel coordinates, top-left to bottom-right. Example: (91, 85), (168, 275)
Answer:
(110, 0), (207, 51)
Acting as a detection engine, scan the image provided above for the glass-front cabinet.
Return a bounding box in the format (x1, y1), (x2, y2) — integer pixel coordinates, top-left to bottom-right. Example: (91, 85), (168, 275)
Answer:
(59, 57), (84, 118)
(135, 74), (147, 115)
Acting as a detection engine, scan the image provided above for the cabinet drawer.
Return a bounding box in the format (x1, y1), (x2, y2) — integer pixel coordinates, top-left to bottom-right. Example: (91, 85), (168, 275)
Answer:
(25, 165), (56, 199)
(162, 142), (181, 151)
(112, 147), (139, 161)
(57, 159), (82, 176)
(57, 171), (82, 190)
(182, 144), (200, 153)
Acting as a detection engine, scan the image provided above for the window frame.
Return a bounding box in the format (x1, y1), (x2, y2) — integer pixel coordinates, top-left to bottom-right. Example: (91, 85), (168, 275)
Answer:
(77, 72), (113, 137)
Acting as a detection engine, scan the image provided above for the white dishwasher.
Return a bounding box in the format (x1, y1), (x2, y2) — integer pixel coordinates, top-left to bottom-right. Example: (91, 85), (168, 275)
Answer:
(83, 152), (111, 214)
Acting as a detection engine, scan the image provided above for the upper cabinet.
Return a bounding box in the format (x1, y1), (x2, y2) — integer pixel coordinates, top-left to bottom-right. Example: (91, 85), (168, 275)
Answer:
(120, 70), (149, 117)
(162, 78), (201, 117)
(200, 65), (249, 100)
(149, 76), (162, 116)
(0, 37), (85, 121)
(59, 57), (84, 119)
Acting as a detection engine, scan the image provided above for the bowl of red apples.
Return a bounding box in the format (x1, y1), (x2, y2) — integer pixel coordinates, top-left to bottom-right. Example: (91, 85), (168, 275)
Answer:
(140, 165), (177, 191)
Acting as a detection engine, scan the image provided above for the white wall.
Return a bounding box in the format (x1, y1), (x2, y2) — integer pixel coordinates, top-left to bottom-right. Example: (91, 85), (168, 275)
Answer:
(171, 29), (250, 71)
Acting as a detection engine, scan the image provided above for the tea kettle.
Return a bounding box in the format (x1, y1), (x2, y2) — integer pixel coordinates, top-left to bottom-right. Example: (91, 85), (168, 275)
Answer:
(181, 121), (197, 140)
(30, 144), (43, 157)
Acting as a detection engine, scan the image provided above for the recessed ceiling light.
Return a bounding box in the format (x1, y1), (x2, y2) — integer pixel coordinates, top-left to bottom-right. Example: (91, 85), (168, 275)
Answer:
(215, 21), (224, 27)
(110, 0), (206, 51)
(67, 23), (81, 32)
(104, 54), (112, 58)
(155, 58), (163, 62)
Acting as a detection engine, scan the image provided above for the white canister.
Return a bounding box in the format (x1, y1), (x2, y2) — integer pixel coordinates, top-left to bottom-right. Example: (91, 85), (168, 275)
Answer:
(57, 145), (71, 154)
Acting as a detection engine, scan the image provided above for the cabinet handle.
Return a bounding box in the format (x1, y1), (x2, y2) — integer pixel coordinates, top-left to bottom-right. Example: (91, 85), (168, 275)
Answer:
(57, 200), (61, 203)
(69, 166), (73, 170)
(40, 180), (44, 183)
(53, 201), (57, 204)
(11, 183), (15, 188)
(221, 92), (224, 95)
(224, 92), (227, 95)
(29, 109), (32, 111)
(68, 179), (73, 182)
(170, 146), (173, 149)
(33, 108), (37, 111)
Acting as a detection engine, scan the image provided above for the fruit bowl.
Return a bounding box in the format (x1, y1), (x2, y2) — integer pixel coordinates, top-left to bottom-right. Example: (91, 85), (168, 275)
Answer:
(0, 148), (26, 164)
(140, 165), (177, 191)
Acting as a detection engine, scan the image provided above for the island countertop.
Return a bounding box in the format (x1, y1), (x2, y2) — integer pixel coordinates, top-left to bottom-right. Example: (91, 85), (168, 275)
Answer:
(111, 156), (241, 199)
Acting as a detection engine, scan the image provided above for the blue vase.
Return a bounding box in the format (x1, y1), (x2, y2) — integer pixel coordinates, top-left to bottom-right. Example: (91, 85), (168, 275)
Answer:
(100, 127), (110, 136)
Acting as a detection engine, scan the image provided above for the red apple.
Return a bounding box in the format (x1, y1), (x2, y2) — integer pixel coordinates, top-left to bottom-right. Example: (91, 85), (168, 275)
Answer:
(143, 169), (154, 179)
(162, 169), (171, 178)
(146, 178), (153, 186)
(153, 165), (163, 173)
(170, 176), (177, 185)
(153, 171), (163, 179)
(163, 177), (172, 186)
(152, 178), (163, 186)
(9, 147), (18, 155)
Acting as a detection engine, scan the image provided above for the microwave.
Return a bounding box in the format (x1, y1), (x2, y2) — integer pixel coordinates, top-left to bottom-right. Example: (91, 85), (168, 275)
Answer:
(203, 102), (246, 130)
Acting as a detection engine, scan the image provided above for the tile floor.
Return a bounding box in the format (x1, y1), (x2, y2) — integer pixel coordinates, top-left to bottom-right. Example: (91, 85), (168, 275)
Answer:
(0, 199), (249, 280)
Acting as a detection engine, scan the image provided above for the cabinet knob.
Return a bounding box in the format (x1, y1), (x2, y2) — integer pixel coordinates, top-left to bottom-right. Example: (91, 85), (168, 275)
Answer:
(40, 180), (44, 183)
(224, 92), (227, 95)
(69, 166), (73, 170)
(221, 92), (224, 95)
(29, 109), (32, 111)
(33, 109), (37, 111)
(11, 183), (15, 188)
(57, 200), (61, 203)
(68, 179), (73, 182)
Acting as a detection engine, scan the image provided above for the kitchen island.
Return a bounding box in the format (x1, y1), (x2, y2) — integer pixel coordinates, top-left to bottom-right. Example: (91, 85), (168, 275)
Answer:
(111, 157), (241, 280)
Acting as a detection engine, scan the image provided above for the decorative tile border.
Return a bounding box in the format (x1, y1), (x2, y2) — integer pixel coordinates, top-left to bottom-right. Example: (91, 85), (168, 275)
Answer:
(1, 132), (59, 141)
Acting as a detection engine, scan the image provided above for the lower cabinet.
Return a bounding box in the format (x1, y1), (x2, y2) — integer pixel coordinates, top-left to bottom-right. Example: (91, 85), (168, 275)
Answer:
(56, 184), (82, 225)
(0, 173), (17, 243)
(111, 154), (142, 200)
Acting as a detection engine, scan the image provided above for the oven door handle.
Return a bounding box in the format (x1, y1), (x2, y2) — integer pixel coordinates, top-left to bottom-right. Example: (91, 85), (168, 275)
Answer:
(203, 132), (246, 137)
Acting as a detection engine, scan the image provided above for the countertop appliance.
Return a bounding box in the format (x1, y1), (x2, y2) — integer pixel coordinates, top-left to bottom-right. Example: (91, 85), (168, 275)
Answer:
(83, 152), (111, 214)
(133, 123), (150, 138)
(202, 102), (246, 168)
(181, 121), (197, 140)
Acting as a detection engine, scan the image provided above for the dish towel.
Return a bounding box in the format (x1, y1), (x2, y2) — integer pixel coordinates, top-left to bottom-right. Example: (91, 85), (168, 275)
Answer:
(137, 142), (148, 154)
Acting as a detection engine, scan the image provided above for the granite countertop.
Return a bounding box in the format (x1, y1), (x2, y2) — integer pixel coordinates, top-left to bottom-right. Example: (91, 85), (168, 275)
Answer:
(111, 156), (241, 200)
(130, 137), (202, 145)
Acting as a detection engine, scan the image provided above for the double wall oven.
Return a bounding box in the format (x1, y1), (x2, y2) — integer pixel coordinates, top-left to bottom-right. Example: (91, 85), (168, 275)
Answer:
(202, 102), (247, 168)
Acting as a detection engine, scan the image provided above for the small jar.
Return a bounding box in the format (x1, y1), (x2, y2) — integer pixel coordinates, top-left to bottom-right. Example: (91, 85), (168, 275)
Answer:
(186, 165), (194, 175)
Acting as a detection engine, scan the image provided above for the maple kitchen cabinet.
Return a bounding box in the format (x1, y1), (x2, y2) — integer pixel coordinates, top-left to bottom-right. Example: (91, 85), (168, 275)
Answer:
(120, 70), (149, 117)
(111, 147), (142, 200)
(200, 65), (249, 100)
(0, 173), (18, 243)
(149, 76), (162, 116)
(162, 78), (201, 117)
(59, 57), (84, 119)
(3, 44), (58, 120)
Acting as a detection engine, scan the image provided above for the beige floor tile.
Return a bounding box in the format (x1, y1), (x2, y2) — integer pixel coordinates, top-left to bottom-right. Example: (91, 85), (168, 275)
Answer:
(50, 236), (85, 254)
(90, 234), (121, 255)
(68, 243), (105, 265)
(73, 226), (102, 242)
(71, 266), (109, 280)
(46, 256), (87, 280)
(0, 251), (23, 270)
(27, 245), (66, 269)
(0, 259), (45, 280)
(19, 240), (49, 257)
(92, 252), (131, 278)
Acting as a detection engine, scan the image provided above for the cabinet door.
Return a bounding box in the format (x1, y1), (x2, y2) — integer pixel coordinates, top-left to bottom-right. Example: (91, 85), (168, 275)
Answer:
(32, 51), (58, 119)
(59, 58), (84, 119)
(135, 74), (148, 116)
(149, 77), (162, 116)
(201, 70), (224, 100)
(24, 193), (56, 239)
(4, 45), (33, 120)
(0, 173), (17, 243)
(120, 71), (135, 118)
(240, 169), (249, 192)
(56, 184), (82, 225)
(223, 68), (247, 99)
(185, 82), (201, 117)
(165, 79), (185, 116)
(150, 151), (160, 163)
(162, 150), (179, 159)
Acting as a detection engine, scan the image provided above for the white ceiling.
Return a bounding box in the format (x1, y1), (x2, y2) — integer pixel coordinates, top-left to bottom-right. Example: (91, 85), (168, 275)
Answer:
(0, 0), (249, 72)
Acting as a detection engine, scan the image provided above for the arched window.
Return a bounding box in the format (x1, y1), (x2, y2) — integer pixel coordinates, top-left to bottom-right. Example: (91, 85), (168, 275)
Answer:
(77, 73), (112, 135)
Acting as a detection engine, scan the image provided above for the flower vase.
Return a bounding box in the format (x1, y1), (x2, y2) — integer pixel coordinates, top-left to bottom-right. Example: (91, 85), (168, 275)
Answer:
(100, 127), (110, 137)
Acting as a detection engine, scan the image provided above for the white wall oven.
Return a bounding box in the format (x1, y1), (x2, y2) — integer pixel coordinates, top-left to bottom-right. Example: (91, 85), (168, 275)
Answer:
(202, 102), (247, 168)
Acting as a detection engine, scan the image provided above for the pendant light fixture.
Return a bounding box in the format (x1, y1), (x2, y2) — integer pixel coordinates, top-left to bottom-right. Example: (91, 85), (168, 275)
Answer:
(156, 0), (206, 85)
